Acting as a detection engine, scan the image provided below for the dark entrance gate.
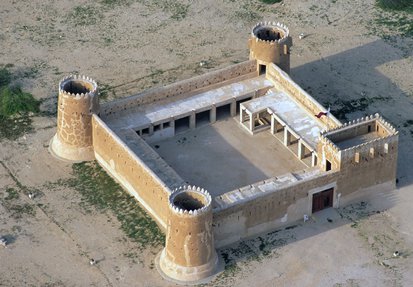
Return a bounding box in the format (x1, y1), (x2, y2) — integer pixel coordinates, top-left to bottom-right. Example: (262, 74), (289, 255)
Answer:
(312, 188), (334, 213)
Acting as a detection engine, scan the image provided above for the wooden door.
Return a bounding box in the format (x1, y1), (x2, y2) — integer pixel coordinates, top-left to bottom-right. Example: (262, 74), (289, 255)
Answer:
(312, 188), (334, 213)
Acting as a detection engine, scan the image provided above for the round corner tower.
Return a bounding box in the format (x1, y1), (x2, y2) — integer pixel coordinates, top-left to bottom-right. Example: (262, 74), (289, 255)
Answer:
(159, 185), (218, 283)
(50, 75), (99, 162)
(248, 21), (292, 74)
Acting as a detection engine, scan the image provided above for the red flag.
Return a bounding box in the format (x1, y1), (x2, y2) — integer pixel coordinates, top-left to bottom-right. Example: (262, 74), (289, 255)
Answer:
(315, 106), (330, 118)
(315, 111), (328, 118)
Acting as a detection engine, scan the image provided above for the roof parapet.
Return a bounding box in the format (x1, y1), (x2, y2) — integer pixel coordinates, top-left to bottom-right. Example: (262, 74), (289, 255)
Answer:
(319, 114), (398, 153)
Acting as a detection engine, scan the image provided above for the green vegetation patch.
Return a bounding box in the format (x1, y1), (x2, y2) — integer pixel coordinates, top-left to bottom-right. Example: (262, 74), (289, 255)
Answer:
(5, 187), (20, 201)
(234, 5), (261, 23)
(9, 203), (36, 219)
(0, 114), (34, 141)
(259, 0), (282, 4)
(211, 227), (294, 284)
(0, 67), (40, 140)
(150, 0), (189, 21)
(66, 162), (164, 249)
(101, 0), (130, 6)
(376, 0), (413, 13)
(375, 14), (413, 37)
(0, 68), (11, 87)
(67, 5), (103, 26)
(1, 186), (36, 219)
(0, 86), (39, 117)
(373, 0), (413, 39)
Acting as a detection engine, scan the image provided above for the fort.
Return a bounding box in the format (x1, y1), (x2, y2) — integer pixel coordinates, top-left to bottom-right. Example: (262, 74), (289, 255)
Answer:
(49, 21), (398, 284)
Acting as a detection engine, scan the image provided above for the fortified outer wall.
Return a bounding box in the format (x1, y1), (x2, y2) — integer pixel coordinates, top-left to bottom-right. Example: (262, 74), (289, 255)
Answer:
(92, 115), (174, 229)
(266, 63), (341, 129)
(318, 115), (398, 197)
(338, 135), (398, 198)
(101, 60), (258, 118)
(212, 170), (339, 248)
(318, 115), (398, 170)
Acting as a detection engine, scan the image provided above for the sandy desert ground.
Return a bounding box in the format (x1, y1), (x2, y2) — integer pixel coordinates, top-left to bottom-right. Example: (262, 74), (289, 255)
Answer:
(1, 0), (413, 286)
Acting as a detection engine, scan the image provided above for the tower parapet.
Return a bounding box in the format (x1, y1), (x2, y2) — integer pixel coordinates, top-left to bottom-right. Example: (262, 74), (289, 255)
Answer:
(159, 185), (218, 283)
(50, 75), (99, 162)
(248, 21), (293, 74)
(317, 114), (398, 172)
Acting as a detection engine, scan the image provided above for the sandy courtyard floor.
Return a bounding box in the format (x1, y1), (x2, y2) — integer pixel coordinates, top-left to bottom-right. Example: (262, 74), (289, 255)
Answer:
(150, 118), (306, 196)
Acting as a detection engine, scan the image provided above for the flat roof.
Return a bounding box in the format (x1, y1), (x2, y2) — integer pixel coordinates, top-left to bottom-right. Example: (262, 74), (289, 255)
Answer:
(242, 90), (327, 149)
(334, 131), (385, 150)
(105, 75), (273, 131)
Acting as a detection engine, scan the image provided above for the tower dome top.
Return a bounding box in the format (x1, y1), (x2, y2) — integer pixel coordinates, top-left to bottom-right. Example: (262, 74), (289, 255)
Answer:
(168, 185), (212, 216)
(59, 75), (97, 99)
(251, 21), (290, 44)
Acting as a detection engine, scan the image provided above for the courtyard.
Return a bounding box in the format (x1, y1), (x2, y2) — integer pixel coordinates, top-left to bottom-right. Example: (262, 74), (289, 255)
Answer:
(149, 117), (306, 197)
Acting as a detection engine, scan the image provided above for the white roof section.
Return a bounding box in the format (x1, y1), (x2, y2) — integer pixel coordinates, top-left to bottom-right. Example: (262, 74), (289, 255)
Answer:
(105, 75), (273, 131)
(242, 89), (327, 149)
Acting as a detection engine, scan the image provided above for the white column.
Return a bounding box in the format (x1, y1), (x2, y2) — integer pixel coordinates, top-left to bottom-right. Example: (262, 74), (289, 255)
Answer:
(271, 115), (275, 134)
(249, 112), (254, 132)
(284, 128), (291, 146)
(311, 152), (317, 167)
(298, 140), (305, 159)
(230, 99), (237, 117)
(240, 107), (244, 123)
(170, 119), (175, 136)
(190, 111), (196, 129)
(210, 106), (216, 124)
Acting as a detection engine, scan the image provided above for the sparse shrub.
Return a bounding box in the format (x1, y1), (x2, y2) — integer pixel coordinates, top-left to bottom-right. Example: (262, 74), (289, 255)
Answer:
(0, 86), (39, 117)
(374, 0), (413, 38)
(259, 0), (282, 4)
(0, 67), (40, 140)
(0, 68), (11, 87)
(376, 0), (413, 12)
(68, 6), (102, 26)
(67, 162), (165, 249)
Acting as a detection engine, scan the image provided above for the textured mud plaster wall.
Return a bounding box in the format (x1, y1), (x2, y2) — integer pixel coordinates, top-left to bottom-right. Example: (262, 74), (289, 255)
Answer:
(212, 171), (338, 248)
(267, 64), (341, 129)
(165, 208), (214, 267)
(249, 36), (292, 73)
(336, 134), (398, 197)
(317, 139), (342, 171)
(101, 60), (258, 117)
(326, 120), (391, 143)
(57, 92), (99, 147)
(92, 115), (170, 229)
